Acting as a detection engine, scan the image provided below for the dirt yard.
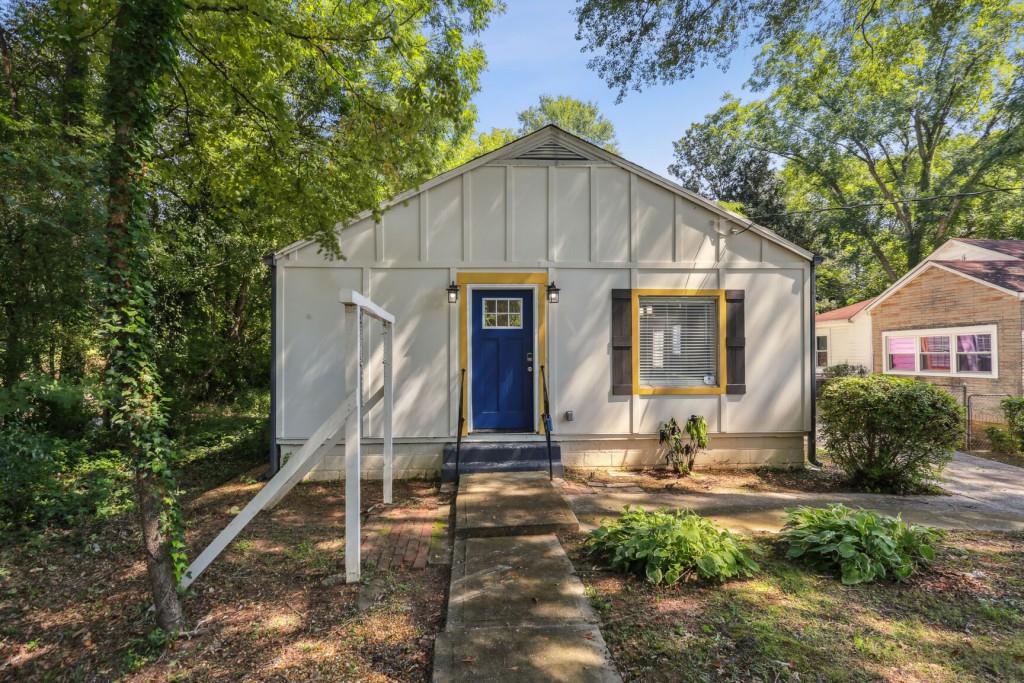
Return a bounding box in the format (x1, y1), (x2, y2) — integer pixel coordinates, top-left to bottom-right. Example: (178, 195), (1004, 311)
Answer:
(0, 475), (449, 682)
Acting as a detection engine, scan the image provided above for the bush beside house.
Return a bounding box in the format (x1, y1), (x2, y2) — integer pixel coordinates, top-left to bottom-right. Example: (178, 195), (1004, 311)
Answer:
(818, 375), (963, 493)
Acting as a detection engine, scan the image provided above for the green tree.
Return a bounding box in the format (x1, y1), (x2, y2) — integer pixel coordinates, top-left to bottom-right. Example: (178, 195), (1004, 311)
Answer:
(577, 0), (1024, 281)
(517, 94), (619, 152)
(669, 110), (808, 247)
(0, 1), (104, 385)
(2, 0), (498, 631)
(447, 93), (620, 168)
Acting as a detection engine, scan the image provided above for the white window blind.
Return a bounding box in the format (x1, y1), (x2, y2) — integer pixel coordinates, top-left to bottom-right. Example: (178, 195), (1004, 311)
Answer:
(638, 296), (719, 388)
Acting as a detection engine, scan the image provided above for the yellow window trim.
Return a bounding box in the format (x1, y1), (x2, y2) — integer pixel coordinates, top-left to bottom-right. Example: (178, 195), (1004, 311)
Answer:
(631, 289), (727, 396)
(456, 272), (548, 435)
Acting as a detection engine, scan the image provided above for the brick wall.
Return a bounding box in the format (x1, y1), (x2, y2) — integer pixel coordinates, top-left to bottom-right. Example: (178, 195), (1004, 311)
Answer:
(871, 266), (1023, 397)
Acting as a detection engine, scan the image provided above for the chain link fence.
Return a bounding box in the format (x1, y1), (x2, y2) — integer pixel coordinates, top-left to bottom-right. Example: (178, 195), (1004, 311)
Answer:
(965, 393), (1012, 451)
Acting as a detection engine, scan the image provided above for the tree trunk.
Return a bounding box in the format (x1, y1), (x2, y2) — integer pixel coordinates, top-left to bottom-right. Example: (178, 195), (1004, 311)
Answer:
(134, 469), (185, 631)
(102, 0), (186, 632)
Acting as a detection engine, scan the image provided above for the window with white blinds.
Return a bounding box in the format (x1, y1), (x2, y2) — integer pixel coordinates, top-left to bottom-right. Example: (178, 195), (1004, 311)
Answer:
(638, 295), (719, 388)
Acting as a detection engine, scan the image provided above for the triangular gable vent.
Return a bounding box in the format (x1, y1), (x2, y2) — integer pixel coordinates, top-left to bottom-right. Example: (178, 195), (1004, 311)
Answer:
(515, 139), (590, 161)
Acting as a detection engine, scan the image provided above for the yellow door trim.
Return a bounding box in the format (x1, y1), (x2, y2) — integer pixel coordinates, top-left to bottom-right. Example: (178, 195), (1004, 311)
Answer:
(631, 289), (727, 396)
(457, 272), (548, 434)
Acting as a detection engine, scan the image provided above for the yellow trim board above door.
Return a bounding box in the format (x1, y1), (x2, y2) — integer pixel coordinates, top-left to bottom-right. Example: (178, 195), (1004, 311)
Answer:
(457, 272), (548, 435)
(631, 288), (727, 396)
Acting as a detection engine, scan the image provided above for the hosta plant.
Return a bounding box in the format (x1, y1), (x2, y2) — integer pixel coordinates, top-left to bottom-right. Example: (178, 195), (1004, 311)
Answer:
(781, 504), (942, 585)
(586, 506), (759, 585)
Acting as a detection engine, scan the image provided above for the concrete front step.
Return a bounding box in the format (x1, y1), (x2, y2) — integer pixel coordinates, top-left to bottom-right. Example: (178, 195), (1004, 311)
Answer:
(454, 471), (579, 538)
(441, 442), (563, 482)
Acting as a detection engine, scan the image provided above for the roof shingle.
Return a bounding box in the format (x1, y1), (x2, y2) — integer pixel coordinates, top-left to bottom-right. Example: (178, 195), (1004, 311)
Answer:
(953, 239), (1024, 259)
(816, 298), (875, 322)
(934, 260), (1024, 294)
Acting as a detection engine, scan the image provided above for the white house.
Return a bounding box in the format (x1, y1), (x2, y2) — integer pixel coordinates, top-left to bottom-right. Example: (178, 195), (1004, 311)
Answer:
(267, 126), (815, 479)
(814, 299), (874, 373)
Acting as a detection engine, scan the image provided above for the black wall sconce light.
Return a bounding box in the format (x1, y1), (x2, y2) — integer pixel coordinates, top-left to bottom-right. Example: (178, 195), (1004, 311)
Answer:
(446, 281), (459, 304)
(546, 281), (560, 304)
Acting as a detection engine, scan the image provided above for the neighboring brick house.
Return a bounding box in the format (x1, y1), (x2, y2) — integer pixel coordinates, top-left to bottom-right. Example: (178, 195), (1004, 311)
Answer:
(863, 238), (1024, 398)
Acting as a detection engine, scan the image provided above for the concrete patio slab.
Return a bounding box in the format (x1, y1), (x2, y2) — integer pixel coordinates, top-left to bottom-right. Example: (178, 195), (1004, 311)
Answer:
(455, 471), (579, 538)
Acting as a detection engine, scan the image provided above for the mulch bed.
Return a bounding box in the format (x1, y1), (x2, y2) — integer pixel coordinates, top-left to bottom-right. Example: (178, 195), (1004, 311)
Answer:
(0, 475), (449, 682)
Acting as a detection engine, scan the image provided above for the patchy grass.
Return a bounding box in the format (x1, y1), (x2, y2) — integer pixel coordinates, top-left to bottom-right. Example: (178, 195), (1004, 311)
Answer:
(0, 402), (448, 682)
(566, 530), (1024, 682)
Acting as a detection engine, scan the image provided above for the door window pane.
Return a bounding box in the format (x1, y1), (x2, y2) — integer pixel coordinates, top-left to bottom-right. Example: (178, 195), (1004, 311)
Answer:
(482, 298), (524, 329)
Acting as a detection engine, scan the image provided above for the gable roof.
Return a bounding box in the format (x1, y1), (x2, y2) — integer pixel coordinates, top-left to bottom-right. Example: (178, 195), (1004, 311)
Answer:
(951, 239), (1024, 260)
(272, 125), (813, 261)
(934, 260), (1024, 293)
(816, 298), (875, 323)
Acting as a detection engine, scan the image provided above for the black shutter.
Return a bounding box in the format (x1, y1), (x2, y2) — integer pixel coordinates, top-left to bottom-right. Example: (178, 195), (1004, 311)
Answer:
(611, 289), (632, 395)
(725, 290), (746, 395)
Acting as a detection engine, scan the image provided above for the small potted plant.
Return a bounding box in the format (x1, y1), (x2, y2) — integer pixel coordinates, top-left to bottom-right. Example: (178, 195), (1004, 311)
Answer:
(659, 415), (709, 475)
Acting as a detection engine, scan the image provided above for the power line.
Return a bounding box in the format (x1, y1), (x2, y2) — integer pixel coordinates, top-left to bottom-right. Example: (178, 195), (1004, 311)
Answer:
(731, 185), (1024, 235)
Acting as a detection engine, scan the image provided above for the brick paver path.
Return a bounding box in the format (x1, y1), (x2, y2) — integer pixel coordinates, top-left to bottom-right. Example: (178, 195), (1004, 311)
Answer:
(362, 503), (445, 570)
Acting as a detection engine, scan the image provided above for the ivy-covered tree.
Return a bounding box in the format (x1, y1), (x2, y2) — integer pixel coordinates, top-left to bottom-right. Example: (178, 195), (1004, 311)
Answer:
(101, 0), (188, 632)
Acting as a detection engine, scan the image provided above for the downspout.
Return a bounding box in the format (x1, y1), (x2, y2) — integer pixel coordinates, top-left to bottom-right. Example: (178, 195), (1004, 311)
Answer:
(263, 253), (280, 476)
(808, 254), (823, 467)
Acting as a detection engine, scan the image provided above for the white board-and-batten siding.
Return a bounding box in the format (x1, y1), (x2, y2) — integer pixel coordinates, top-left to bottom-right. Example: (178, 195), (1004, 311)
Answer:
(274, 131), (812, 477)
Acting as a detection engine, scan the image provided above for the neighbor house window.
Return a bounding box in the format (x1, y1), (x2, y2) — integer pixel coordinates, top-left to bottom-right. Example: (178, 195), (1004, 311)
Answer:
(637, 294), (720, 390)
(815, 335), (828, 369)
(883, 325), (996, 377)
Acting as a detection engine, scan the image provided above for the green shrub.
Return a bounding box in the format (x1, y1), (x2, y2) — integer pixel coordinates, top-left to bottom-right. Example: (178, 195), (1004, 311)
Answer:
(985, 426), (1019, 455)
(0, 422), (65, 527)
(781, 504), (942, 585)
(586, 506), (759, 585)
(818, 375), (963, 493)
(999, 396), (1024, 445)
(0, 375), (130, 532)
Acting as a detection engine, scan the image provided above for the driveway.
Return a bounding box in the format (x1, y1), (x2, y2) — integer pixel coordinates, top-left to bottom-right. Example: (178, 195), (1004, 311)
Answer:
(564, 452), (1024, 533)
(941, 451), (1024, 517)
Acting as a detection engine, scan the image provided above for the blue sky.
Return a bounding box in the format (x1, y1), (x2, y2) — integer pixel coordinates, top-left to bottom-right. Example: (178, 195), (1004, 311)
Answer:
(469, 1), (760, 179)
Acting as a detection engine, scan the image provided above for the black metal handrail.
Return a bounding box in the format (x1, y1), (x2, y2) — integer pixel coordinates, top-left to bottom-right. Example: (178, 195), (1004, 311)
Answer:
(540, 365), (553, 480)
(455, 368), (466, 482)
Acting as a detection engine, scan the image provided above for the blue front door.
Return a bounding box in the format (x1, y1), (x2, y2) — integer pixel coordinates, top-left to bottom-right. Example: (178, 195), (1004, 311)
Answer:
(471, 289), (534, 431)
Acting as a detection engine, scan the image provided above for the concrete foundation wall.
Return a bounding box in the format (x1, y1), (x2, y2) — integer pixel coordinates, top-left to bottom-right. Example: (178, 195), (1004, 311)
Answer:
(281, 433), (806, 481)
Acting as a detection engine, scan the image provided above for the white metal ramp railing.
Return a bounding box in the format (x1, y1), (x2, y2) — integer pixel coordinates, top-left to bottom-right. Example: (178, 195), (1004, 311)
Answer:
(179, 290), (394, 590)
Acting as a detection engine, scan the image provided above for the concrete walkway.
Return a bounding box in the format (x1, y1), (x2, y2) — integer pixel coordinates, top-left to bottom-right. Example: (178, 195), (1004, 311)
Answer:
(566, 453), (1024, 534)
(434, 472), (622, 682)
